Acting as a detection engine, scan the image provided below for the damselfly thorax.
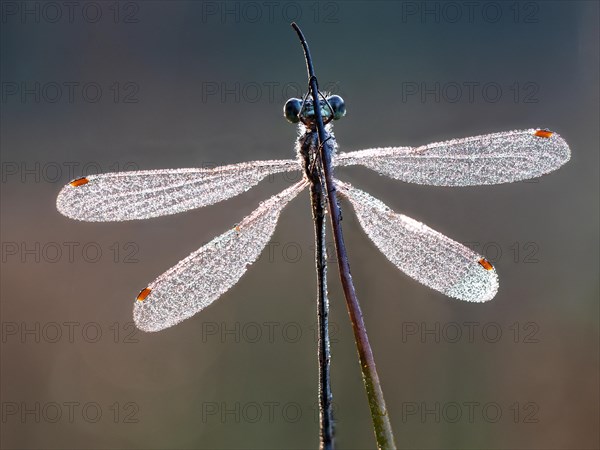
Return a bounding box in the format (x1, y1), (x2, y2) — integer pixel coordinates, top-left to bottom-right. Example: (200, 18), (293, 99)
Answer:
(290, 94), (343, 184)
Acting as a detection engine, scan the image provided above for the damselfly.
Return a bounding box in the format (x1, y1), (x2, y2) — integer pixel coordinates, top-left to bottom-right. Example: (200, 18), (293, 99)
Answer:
(56, 102), (570, 332)
(56, 38), (571, 335)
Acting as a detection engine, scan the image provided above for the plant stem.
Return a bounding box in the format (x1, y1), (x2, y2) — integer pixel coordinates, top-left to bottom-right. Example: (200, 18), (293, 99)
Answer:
(291, 22), (397, 449)
(302, 135), (334, 450)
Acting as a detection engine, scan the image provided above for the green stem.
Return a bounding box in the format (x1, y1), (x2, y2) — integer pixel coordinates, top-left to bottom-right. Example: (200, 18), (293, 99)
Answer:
(291, 22), (397, 449)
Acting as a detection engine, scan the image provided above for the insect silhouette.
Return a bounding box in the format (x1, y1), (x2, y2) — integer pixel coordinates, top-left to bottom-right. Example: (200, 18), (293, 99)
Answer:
(56, 93), (570, 333)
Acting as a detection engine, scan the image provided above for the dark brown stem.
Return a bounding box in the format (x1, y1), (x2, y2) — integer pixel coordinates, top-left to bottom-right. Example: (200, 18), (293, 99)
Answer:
(291, 22), (397, 449)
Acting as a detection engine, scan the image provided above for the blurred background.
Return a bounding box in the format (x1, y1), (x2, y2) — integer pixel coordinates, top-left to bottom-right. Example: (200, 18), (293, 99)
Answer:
(1, 1), (598, 449)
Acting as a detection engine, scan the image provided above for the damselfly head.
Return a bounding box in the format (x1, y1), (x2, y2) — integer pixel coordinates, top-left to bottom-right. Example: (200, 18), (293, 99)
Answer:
(284, 95), (346, 129)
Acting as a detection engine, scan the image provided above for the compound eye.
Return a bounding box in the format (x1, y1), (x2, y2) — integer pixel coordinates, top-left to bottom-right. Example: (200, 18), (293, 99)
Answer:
(284, 98), (302, 123)
(327, 95), (346, 120)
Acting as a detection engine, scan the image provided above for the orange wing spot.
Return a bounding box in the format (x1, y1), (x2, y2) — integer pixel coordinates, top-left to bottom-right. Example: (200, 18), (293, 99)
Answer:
(234, 225), (241, 232)
(534, 129), (553, 138)
(136, 287), (152, 301)
(478, 258), (494, 271)
(70, 177), (89, 187)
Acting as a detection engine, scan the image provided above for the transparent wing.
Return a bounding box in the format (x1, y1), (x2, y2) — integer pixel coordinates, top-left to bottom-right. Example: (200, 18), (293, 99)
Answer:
(133, 180), (307, 332)
(57, 159), (299, 221)
(335, 129), (570, 186)
(336, 179), (498, 302)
